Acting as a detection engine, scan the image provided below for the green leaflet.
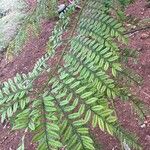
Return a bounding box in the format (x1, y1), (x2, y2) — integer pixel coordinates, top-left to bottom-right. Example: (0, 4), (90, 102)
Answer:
(81, 92), (93, 99)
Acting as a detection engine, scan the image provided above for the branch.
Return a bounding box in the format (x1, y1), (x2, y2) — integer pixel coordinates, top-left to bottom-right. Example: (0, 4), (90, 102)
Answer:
(37, 1), (87, 94)
(124, 26), (150, 35)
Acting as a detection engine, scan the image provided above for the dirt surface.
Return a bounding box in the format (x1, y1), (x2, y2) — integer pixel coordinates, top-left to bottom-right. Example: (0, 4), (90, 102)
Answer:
(0, 0), (150, 150)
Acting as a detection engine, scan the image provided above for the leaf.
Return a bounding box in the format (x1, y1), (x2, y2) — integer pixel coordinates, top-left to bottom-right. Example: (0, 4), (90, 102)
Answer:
(104, 62), (109, 71)
(1, 111), (6, 123)
(48, 123), (60, 131)
(107, 89), (112, 98)
(76, 86), (87, 93)
(107, 116), (117, 123)
(29, 122), (35, 131)
(13, 123), (26, 130)
(112, 68), (117, 77)
(65, 77), (75, 84)
(112, 63), (122, 71)
(3, 87), (10, 95)
(101, 109), (114, 117)
(92, 115), (98, 128)
(68, 134), (78, 148)
(70, 81), (80, 89)
(92, 105), (104, 112)
(108, 55), (119, 62)
(104, 52), (112, 58)
(20, 99), (26, 110)
(0, 90), (3, 98)
(78, 128), (89, 134)
(98, 118), (105, 131)
(32, 131), (45, 142)
(73, 119), (85, 126)
(19, 91), (26, 99)
(106, 124), (113, 135)
(69, 113), (80, 119)
(49, 139), (63, 148)
(84, 110), (91, 123)
(13, 102), (19, 113)
(17, 141), (25, 150)
(37, 140), (46, 150)
(44, 96), (54, 101)
(101, 85), (106, 93)
(81, 92), (93, 99)
(86, 97), (98, 104)
(7, 106), (13, 117)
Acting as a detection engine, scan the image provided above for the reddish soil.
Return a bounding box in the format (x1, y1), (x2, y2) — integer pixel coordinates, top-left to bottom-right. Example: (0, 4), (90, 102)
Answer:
(0, 0), (150, 150)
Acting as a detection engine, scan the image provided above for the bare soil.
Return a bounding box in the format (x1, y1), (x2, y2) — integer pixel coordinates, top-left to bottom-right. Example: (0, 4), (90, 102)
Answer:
(0, 0), (150, 149)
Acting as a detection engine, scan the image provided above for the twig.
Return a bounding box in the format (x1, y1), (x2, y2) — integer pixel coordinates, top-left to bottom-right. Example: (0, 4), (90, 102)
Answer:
(142, 91), (150, 98)
(124, 26), (150, 35)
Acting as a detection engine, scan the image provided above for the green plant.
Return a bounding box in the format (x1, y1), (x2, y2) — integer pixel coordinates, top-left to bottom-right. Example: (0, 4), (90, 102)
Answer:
(118, 0), (134, 6)
(0, 0), (147, 149)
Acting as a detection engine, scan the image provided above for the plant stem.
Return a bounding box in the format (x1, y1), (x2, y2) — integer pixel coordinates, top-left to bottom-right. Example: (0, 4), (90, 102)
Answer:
(37, 0), (87, 94)
(124, 26), (150, 35)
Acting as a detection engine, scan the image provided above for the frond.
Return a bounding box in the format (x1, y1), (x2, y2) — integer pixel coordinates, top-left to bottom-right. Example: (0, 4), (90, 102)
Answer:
(47, 77), (97, 149)
(13, 96), (62, 150)
(0, 0), (146, 150)
(47, 67), (141, 149)
(32, 96), (62, 150)
(0, 74), (31, 123)
(0, 1), (75, 124)
(114, 126), (142, 150)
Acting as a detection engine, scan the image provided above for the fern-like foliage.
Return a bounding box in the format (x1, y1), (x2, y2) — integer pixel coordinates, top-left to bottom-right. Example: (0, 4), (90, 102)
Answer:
(0, 0), (147, 150)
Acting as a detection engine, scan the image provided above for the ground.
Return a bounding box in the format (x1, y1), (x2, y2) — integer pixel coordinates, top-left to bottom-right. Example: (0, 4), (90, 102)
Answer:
(0, 0), (150, 149)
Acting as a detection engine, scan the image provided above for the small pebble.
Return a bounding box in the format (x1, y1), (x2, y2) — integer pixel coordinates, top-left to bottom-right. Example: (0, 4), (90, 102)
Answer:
(140, 123), (146, 128)
(145, 135), (150, 142)
(141, 33), (150, 39)
(58, 4), (66, 13)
